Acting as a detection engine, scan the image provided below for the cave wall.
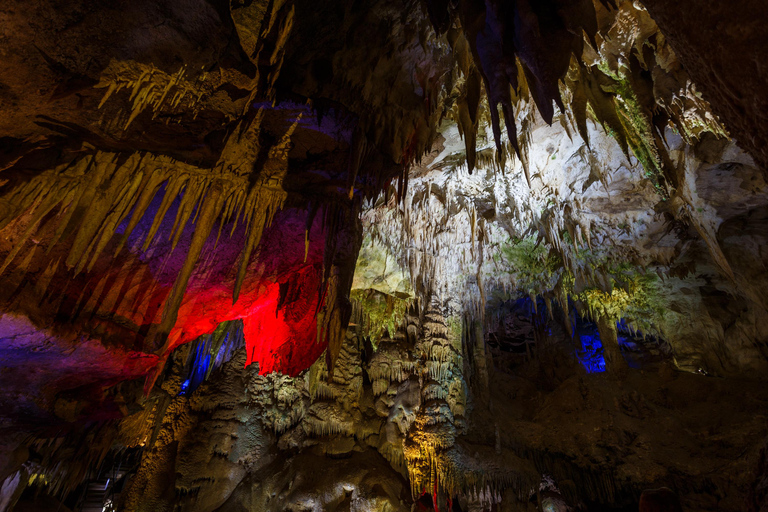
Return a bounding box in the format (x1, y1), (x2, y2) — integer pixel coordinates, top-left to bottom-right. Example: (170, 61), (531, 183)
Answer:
(0, 0), (767, 510)
(0, 0), (448, 448)
(639, 0), (768, 173)
(28, 293), (759, 512)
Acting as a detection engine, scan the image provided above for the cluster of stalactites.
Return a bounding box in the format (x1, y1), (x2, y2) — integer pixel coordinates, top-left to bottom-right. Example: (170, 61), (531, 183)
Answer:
(369, 352), (417, 397)
(96, 60), (219, 131)
(434, 0), (726, 191)
(0, 109), (298, 352)
(363, 184), (517, 336)
(350, 289), (414, 348)
(0, 0), (351, 372)
(362, 0), (736, 359)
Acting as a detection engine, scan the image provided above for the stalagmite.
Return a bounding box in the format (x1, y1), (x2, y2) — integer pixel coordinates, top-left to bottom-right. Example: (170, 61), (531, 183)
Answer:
(596, 315), (628, 375)
(0, 1), (766, 511)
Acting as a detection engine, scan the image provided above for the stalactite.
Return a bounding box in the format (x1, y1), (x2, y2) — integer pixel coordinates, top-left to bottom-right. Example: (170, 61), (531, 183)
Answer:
(0, 106), (309, 363)
(179, 320), (245, 396)
(95, 61), (214, 129)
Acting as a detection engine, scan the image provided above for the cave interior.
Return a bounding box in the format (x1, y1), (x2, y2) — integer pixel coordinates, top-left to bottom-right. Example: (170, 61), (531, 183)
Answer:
(0, 0), (767, 511)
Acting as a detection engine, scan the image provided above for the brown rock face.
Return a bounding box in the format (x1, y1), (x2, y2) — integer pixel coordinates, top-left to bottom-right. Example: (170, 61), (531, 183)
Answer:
(0, 0), (767, 511)
(0, 0), (437, 434)
(640, 0), (768, 173)
(639, 487), (683, 512)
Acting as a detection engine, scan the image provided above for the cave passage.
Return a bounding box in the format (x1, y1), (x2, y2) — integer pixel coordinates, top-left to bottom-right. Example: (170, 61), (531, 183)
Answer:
(0, 0), (766, 511)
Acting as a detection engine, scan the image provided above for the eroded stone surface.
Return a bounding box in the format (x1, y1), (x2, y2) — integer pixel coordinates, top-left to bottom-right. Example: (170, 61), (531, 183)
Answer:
(0, 0), (767, 510)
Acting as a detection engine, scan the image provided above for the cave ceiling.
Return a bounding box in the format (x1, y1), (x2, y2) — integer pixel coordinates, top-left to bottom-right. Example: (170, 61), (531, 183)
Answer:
(0, 0), (767, 511)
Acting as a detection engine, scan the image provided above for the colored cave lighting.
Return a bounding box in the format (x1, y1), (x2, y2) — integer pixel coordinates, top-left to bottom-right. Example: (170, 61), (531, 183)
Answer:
(576, 334), (607, 373)
(240, 276), (325, 376)
(575, 320), (642, 373)
(109, 178), (333, 379)
(168, 272), (328, 380)
(172, 266), (326, 382)
(179, 321), (245, 396)
(179, 344), (212, 396)
(172, 266), (328, 390)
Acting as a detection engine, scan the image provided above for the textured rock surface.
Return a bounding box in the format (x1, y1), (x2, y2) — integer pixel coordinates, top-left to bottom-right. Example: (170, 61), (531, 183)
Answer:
(15, 303), (757, 511)
(639, 0), (768, 173)
(366, 111), (768, 378)
(0, 0), (767, 511)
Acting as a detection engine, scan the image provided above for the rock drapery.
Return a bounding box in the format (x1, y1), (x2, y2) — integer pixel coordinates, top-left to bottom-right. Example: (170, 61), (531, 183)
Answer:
(0, 0), (767, 510)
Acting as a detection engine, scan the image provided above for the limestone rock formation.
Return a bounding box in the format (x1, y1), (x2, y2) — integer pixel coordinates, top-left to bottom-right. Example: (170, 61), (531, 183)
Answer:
(0, 0), (767, 511)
